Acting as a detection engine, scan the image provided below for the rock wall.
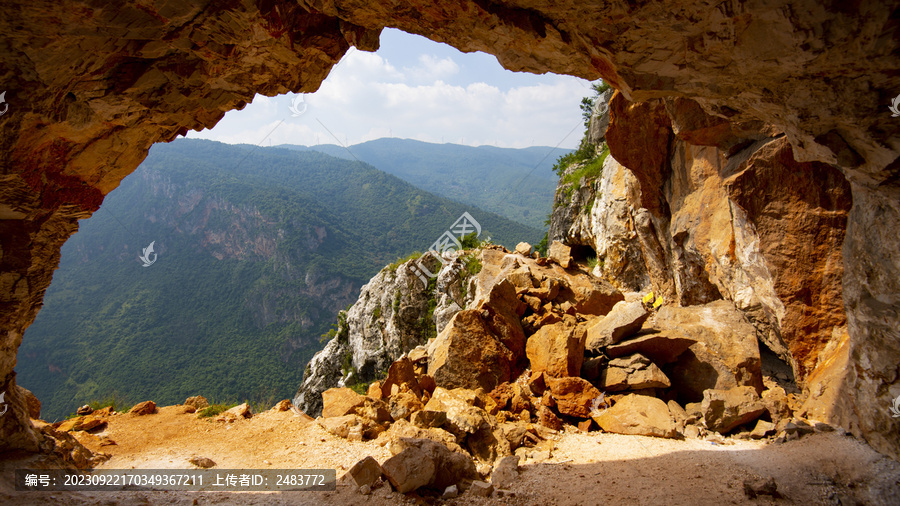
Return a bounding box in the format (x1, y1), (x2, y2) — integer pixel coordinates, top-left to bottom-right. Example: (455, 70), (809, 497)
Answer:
(0, 0), (897, 459)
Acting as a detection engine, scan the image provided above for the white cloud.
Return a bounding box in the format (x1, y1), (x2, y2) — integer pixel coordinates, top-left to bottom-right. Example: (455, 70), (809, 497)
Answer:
(187, 33), (592, 150)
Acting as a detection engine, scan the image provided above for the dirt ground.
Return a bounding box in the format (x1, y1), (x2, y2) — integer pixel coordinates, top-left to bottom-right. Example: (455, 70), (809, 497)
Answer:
(2, 404), (899, 505)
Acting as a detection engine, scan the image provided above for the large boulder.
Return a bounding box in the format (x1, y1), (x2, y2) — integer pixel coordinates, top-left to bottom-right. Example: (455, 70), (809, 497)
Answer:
(655, 301), (763, 402)
(598, 353), (671, 392)
(526, 320), (584, 378)
(382, 446), (435, 493)
(605, 332), (695, 365)
(425, 387), (492, 435)
(585, 300), (649, 352)
(428, 310), (518, 392)
(386, 438), (478, 492)
(701, 386), (767, 434)
(547, 377), (601, 418)
(548, 241), (572, 268)
(321, 388), (366, 418)
(592, 394), (677, 438)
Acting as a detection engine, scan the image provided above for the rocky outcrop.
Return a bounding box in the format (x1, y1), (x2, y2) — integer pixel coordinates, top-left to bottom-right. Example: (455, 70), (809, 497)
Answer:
(1, 0), (898, 460)
(295, 251), (473, 415)
(548, 87), (894, 455)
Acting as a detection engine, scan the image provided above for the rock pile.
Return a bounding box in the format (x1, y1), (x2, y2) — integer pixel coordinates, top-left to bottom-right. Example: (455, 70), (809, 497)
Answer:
(314, 242), (817, 497)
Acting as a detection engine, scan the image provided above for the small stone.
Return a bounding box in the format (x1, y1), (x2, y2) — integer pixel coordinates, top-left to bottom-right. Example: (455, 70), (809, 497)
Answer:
(273, 399), (293, 411)
(470, 480), (494, 497)
(743, 477), (779, 499)
(358, 484), (371, 495)
(76, 405), (93, 416)
(189, 456), (216, 468)
(443, 484), (459, 498)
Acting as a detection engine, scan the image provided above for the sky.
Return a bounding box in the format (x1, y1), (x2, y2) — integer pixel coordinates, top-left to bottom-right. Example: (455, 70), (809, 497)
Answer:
(186, 28), (594, 150)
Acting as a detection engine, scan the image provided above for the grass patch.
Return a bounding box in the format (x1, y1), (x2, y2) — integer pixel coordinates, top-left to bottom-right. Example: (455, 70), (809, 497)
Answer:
(387, 251), (424, 272)
(198, 402), (239, 418)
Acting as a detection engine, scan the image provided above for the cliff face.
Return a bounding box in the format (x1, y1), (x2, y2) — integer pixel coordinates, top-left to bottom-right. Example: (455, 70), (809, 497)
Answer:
(1, 0), (898, 461)
(551, 90), (860, 445)
(294, 253), (474, 415)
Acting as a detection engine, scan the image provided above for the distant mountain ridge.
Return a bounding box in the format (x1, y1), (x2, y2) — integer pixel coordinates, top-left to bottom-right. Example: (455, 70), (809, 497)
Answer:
(18, 139), (541, 421)
(278, 138), (570, 229)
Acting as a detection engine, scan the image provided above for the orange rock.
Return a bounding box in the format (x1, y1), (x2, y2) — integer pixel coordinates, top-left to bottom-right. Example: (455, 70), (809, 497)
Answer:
(547, 377), (601, 418)
(129, 401), (157, 416)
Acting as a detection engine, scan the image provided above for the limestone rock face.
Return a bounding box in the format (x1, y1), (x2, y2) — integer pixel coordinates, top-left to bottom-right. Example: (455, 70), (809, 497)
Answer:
(1, 0), (898, 461)
(294, 252), (470, 415)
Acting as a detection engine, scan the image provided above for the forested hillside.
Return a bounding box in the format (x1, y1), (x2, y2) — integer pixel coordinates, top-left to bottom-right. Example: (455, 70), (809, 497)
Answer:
(18, 139), (541, 420)
(280, 139), (569, 229)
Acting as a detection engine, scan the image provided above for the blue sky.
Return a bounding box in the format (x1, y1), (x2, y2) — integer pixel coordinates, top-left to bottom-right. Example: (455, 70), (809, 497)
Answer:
(187, 28), (593, 149)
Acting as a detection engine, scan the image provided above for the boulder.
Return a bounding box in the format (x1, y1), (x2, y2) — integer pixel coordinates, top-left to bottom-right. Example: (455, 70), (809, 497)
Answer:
(381, 357), (422, 398)
(515, 242), (533, 256)
(129, 401), (157, 416)
(17, 386), (41, 419)
(184, 396), (209, 409)
(387, 419), (460, 449)
(654, 301), (763, 402)
(591, 394), (677, 438)
(410, 410), (447, 428)
(701, 386), (767, 434)
(367, 381), (383, 400)
(343, 456), (383, 488)
(479, 279), (527, 356)
(389, 391), (424, 421)
(428, 310), (517, 392)
(526, 321), (584, 378)
(382, 446), (435, 493)
(272, 399), (293, 412)
(389, 438), (478, 491)
(353, 398), (392, 423)
(470, 480), (495, 497)
(585, 300), (649, 352)
(605, 332), (696, 364)
(507, 265), (537, 289)
(548, 241), (572, 268)
(216, 403), (251, 422)
(761, 386), (792, 424)
(598, 353), (671, 391)
(547, 377), (602, 418)
(321, 388), (366, 418)
(318, 414), (383, 440)
(750, 420), (776, 439)
(76, 405), (93, 416)
(491, 455), (519, 489)
(538, 405), (563, 430)
(425, 388), (492, 434)
(580, 356), (605, 380)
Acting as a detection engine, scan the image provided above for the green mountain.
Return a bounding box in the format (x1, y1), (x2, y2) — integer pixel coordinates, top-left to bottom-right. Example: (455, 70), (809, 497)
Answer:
(278, 138), (569, 229)
(17, 139), (541, 421)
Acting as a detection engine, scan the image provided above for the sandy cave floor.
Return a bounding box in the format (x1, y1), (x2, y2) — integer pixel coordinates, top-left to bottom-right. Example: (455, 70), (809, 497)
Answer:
(2, 405), (899, 505)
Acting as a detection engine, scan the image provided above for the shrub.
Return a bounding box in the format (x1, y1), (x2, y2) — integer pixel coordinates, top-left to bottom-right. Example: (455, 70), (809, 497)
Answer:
(198, 402), (238, 418)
